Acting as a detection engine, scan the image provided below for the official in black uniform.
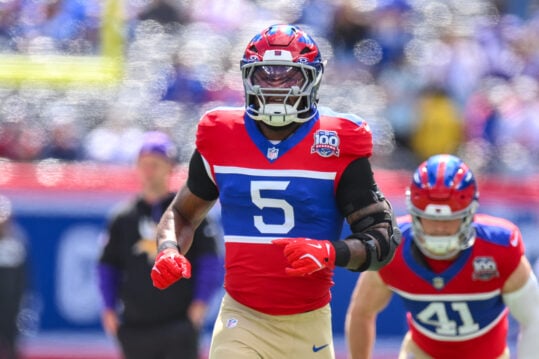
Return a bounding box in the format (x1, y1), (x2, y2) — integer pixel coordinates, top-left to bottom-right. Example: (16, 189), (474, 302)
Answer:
(97, 131), (223, 359)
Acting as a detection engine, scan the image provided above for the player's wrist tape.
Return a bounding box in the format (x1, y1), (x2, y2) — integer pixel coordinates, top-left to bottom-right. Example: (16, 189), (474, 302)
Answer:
(332, 240), (351, 267)
(157, 240), (181, 253)
(345, 232), (377, 272)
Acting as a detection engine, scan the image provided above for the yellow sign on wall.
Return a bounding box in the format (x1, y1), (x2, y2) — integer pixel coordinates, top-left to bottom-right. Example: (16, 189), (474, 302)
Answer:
(0, 0), (124, 86)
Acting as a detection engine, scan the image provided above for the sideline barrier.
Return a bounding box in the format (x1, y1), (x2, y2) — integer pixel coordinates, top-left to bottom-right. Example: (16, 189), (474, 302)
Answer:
(1, 161), (538, 338)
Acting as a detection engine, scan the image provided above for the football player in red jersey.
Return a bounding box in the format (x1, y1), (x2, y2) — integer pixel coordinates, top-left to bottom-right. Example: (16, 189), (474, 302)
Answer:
(150, 24), (400, 358)
(346, 154), (539, 359)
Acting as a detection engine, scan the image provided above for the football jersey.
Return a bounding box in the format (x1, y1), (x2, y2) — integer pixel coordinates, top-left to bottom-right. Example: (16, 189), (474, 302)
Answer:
(195, 106), (372, 315)
(379, 214), (524, 359)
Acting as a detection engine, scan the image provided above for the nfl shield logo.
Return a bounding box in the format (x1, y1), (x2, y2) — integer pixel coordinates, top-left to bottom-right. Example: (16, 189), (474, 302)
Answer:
(226, 318), (238, 328)
(267, 147), (279, 160)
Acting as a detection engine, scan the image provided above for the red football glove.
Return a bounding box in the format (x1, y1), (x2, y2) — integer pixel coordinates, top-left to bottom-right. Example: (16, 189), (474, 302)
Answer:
(272, 238), (336, 276)
(151, 248), (191, 289)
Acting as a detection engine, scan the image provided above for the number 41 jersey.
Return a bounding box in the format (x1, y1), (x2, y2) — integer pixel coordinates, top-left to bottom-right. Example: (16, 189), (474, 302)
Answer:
(195, 107), (373, 315)
(379, 214), (525, 359)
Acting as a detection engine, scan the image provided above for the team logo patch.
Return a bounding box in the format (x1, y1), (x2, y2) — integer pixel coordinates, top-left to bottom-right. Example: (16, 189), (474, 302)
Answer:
(267, 147), (279, 160)
(226, 318), (238, 328)
(311, 130), (340, 157)
(472, 256), (499, 281)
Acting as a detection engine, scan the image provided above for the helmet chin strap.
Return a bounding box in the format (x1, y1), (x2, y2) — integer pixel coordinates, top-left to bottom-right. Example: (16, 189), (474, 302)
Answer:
(259, 104), (298, 126)
(416, 234), (461, 260)
(413, 221), (476, 260)
(256, 97), (307, 127)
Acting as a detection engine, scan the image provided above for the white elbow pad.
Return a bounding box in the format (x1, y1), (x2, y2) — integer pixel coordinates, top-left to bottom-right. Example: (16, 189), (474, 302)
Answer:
(502, 272), (539, 359)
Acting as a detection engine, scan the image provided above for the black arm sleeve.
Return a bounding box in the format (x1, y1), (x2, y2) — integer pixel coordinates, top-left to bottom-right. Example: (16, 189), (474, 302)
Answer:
(334, 157), (401, 271)
(336, 157), (384, 216)
(186, 150), (219, 201)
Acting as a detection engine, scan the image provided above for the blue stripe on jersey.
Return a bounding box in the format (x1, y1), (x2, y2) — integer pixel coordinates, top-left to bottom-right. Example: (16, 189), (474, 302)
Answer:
(397, 289), (505, 340)
(214, 166), (343, 241)
(473, 222), (512, 247)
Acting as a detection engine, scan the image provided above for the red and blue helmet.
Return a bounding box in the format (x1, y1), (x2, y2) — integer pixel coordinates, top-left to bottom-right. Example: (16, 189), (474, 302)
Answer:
(240, 24), (325, 127)
(406, 154), (479, 259)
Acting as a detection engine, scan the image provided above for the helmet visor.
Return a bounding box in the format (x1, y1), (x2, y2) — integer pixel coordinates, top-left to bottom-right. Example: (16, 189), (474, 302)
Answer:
(251, 65), (306, 89)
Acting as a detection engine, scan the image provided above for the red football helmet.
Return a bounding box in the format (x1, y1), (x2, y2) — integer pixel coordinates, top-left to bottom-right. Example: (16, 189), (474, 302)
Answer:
(240, 24), (325, 127)
(406, 154), (479, 259)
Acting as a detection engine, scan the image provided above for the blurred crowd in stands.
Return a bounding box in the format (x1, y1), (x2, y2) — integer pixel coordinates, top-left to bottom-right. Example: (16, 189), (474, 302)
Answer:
(0, 0), (538, 176)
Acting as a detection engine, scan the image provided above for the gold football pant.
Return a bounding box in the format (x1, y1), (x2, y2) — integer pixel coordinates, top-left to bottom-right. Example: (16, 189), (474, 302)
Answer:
(209, 293), (335, 359)
(398, 331), (510, 359)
